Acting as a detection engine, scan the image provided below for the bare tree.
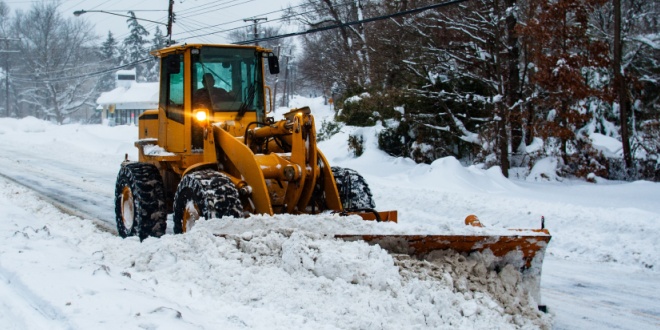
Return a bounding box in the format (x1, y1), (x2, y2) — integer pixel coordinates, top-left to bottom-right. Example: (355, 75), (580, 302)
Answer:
(0, 0), (17, 117)
(288, 0), (659, 179)
(12, 2), (98, 123)
(228, 25), (295, 108)
(387, 0), (526, 174)
(292, 0), (374, 92)
(591, 0), (660, 176)
(519, 0), (612, 177)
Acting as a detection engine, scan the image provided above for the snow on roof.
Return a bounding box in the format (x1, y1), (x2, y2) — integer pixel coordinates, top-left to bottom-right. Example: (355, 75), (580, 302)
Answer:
(96, 82), (159, 110)
(115, 68), (136, 76)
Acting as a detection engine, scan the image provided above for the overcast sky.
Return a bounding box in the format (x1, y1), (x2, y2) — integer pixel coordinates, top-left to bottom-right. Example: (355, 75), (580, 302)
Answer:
(6, 0), (296, 44)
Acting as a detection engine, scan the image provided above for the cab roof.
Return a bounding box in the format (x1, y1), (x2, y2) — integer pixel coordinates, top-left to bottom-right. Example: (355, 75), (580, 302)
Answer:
(150, 43), (270, 58)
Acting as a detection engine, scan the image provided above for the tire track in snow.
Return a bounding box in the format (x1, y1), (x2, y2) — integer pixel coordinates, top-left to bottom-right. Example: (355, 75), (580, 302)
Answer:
(0, 264), (72, 330)
(542, 257), (660, 330)
(0, 170), (117, 234)
(0, 151), (117, 234)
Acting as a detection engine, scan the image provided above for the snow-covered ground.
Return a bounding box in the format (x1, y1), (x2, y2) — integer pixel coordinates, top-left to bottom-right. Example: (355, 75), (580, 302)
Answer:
(0, 97), (658, 329)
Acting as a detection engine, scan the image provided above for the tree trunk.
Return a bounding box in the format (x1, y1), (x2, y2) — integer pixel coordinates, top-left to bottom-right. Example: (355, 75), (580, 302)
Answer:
(499, 106), (510, 178)
(506, 0), (522, 161)
(525, 102), (534, 145)
(560, 100), (569, 164)
(613, 0), (633, 170)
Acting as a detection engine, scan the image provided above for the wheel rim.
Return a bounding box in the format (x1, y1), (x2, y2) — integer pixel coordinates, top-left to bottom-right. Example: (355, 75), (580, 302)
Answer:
(121, 186), (135, 230)
(182, 200), (200, 233)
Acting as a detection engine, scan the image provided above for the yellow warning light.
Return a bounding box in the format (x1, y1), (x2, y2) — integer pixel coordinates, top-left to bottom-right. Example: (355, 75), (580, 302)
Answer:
(195, 110), (208, 122)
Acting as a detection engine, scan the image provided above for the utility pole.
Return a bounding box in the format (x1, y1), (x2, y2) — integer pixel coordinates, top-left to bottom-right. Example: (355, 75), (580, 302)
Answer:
(280, 53), (292, 108)
(167, 0), (175, 45)
(1, 37), (20, 117)
(243, 17), (267, 46)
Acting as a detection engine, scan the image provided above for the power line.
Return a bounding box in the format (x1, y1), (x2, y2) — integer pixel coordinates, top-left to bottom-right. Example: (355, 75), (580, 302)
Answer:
(176, 0), (254, 19)
(18, 0), (470, 84)
(174, 1), (353, 42)
(12, 58), (152, 83)
(243, 17), (267, 46)
(97, 0), (253, 43)
(172, 0), (263, 39)
(10, 56), (126, 79)
(235, 0), (471, 45)
(83, 0), (315, 44)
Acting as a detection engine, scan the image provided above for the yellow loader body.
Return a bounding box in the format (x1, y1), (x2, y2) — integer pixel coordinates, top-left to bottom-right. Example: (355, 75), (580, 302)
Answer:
(115, 43), (551, 308)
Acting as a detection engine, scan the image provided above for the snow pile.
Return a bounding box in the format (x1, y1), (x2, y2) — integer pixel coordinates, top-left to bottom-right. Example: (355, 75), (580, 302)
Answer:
(1, 96), (659, 328)
(0, 180), (549, 329)
(396, 252), (548, 328)
(143, 144), (175, 156)
(527, 157), (561, 182)
(0, 116), (50, 133)
(589, 132), (623, 157)
(200, 213), (521, 236)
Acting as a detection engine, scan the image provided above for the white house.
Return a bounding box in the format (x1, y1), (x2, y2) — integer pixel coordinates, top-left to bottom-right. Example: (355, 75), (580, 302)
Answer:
(96, 69), (159, 125)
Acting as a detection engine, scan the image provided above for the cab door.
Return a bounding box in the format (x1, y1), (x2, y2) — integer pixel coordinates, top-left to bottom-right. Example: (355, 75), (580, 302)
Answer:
(159, 53), (185, 152)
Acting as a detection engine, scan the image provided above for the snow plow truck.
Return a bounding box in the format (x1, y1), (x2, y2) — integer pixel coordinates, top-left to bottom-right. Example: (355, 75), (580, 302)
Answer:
(114, 43), (551, 307)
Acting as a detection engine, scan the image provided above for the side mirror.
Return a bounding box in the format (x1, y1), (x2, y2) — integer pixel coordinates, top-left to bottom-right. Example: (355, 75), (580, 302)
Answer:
(167, 56), (181, 74)
(267, 53), (280, 75)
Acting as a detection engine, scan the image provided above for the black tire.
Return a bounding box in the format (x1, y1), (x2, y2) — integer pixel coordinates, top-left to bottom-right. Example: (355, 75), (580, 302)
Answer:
(114, 162), (167, 240)
(172, 169), (243, 234)
(331, 166), (376, 210)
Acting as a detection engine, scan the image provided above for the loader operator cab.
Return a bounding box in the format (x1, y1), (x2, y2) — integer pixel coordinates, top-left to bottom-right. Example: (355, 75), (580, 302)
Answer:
(190, 46), (267, 150)
(191, 47), (265, 114)
(156, 45), (277, 152)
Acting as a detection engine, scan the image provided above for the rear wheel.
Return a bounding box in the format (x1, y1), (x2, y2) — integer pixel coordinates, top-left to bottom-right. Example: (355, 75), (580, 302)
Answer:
(114, 162), (167, 240)
(173, 169), (243, 234)
(331, 166), (375, 210)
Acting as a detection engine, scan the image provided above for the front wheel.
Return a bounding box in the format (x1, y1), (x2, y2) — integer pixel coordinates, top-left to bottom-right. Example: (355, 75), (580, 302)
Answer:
(172, 169), (243, 234)
(331, 166), (376, 211)
(114, 162), (167, 240)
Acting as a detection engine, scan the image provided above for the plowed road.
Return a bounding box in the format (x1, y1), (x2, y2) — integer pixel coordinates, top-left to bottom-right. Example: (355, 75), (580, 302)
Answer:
(0, 143), (658, 329)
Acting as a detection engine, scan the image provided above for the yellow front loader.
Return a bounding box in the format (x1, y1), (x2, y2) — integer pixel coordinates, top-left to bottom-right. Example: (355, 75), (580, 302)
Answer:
(114, 44), (551, 307)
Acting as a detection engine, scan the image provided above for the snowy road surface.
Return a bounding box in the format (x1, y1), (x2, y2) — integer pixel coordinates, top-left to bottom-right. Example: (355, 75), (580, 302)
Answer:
(542, 258), (660, 329)
(0, 100), (658, 329)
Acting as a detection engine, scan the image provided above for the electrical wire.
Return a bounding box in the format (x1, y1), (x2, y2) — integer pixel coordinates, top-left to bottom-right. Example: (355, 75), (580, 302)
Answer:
(10, 57), (124, 79)
(15, 0), (470, 83)
(235, 0), (471, 45)
(173, 0), (262, 39)
(85, 0), (338, 43)
(12, 58), (151, 83)
(176, 0), (255, 19)
(174, 1), (354, 41)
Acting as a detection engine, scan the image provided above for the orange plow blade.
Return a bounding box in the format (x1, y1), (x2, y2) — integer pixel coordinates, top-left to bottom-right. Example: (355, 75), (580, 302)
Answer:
(336, 216), (551, 309)
(336, 229), (550, 269)
(349, 210), (399, 222)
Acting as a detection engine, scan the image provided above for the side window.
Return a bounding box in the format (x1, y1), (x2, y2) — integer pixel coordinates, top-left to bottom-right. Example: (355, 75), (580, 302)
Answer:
(160, 54), (184, 123)
(240, 60), (263, 112)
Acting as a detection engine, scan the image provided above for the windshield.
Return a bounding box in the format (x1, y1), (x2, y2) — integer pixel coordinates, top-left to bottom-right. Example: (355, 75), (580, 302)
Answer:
(191, 46), (264, 116)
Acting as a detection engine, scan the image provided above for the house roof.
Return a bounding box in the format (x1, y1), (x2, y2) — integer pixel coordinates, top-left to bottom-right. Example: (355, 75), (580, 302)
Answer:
(96, 82), (159, 110)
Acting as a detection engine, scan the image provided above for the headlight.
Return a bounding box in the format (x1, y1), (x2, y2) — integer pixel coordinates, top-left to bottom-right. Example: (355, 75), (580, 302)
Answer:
(194, 110), (208, 122)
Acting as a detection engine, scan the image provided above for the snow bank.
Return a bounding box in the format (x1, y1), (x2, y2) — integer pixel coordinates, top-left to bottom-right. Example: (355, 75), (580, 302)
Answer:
(200, 213), (519, 236)
(1, 98), (659, 328)
(527, 157), (561, 182)
(589, 133), (623, 157)
(0, 179), (550, 329)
